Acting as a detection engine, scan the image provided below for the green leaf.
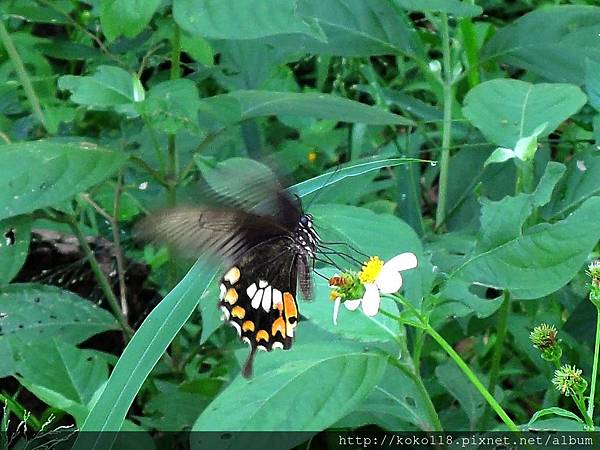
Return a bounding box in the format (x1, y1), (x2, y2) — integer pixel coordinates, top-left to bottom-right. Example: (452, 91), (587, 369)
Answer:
(482, 5), (600, 84)
(547, 147), (600, 217)
(462, 79), (587, 148)
(585, 58), (600, 112)
(393, 0), (482, 17)
(292, 156), (424, 198)
(0, 283), (118, 344)
(100, 0), (161, 41)
(292, 0), (423, 58)
(436, 361), (501, 428)
(58, 66), (144, 109)
(200, 91), (412, 127)
(192, 345), (387, 431)
(527, 407), (584, 427)
(347, 363), (440, 431)
(173, 0), (325, 41)
(446, 196), (600, 299)
(0, 140), (128, 221)
(0, 215), (31, 285)
(12, 339), (109, 425)
(74, 260), (217, 449)
(139, 79), (201, 134)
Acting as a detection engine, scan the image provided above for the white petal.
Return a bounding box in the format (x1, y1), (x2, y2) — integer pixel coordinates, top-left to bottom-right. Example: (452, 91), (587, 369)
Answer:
(332, 297), (341, 325)
(344, 299), (361, 311)
(376, 270), (403, 294)
(383, 252), (418, 272)
(361, 283), (381, 316)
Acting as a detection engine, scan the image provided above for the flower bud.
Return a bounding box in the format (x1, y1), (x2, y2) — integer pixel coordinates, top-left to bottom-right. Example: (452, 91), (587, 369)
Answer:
(552, 364), (588, 397)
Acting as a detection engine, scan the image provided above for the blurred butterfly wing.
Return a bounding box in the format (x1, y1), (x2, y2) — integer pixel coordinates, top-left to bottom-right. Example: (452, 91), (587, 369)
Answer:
(134, 207), (292, 263)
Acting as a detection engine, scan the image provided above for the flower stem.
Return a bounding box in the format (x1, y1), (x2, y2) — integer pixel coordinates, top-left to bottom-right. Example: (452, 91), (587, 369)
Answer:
(434, 12), (454, 230)
(481, 290), (510, 427)
(587, 305), (600, 421)
(574, 392), (594, 429)
(0, 19), (47, 131)
(427, 325), (520, 431)
(391, 294), (518, 431)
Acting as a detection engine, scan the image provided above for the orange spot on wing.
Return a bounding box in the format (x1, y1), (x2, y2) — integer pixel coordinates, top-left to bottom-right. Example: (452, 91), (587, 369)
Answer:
(272, 317), (285, 337)
(242, 320), (255, 332)
(256, 330), (269, 342)
(283, 292), (298, 337)
(231, 306), (245, 319)
(225, 288), (238, 304)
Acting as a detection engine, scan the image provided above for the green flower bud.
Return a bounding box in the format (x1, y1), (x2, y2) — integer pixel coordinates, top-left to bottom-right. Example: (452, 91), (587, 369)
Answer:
(530, 324), (562, 362)
(552, 364), (588, 397)
(587, 260), (600, 306)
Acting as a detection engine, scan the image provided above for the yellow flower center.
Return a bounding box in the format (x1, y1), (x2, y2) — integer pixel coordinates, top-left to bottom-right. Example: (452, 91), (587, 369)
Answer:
(307, 151), (317, 162)
(359, 256), (384, 284)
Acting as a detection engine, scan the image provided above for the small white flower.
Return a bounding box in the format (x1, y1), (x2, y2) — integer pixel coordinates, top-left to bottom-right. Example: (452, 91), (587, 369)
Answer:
(346, 252), (418, 317)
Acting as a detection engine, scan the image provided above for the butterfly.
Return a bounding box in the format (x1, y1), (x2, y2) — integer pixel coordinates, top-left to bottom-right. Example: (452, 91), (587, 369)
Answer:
(135, 158), (320, 377)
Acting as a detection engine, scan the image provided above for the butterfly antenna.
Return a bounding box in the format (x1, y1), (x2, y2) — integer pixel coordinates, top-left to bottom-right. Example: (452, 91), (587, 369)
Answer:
(303, 163), (343, 211)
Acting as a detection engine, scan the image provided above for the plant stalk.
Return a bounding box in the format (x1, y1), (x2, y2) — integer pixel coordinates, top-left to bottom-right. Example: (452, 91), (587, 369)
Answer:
(69, 219), (133, 339)
(587, 306), (600, 420)
(0, 19), (47, 131)
(435, 13), (454, 230)
(482, 290), (510, 428)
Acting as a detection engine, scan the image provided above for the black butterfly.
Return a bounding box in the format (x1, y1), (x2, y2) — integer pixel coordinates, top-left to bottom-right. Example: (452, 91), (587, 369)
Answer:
(136, 159), (319, 377)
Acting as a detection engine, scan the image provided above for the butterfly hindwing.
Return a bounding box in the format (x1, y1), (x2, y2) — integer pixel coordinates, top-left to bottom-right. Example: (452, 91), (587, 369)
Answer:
(218, 238), (301, 377)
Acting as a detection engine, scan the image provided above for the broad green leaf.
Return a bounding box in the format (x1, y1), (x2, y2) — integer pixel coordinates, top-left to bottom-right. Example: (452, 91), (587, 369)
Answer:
(477, 162), (565, 252)
(393, 0), (482, 17)
(527, 407), (584, 427)
(173, 0), (325, 41)
(462, 79), (587, 148)
(0, 141), (128, 221)
(139, 387), (211, 431)
(200, 91), (412, 127)
(547, 147), (600, 218)
(345, 363), (440, 431)
(292, 0), (423, 58)
(138, 79), (201, 134)
(482, 6), (600, 84)
(100, 0), (161, 41)
(0, 283), (118, 344)
(446, 196), (600, 299)
(0, 215), (31, 284)
(523, 417), (588, 432)
(585, 58), (600, 112)
(12, 339), (109, 425)
(74, 260), (217, 449)
(58, 66), (143, 109)
(192, 345), (387, 432)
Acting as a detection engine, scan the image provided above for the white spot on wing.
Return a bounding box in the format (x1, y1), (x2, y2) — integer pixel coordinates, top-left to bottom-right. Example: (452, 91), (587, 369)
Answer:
(220, 306), (230, 320)
(219, 284), (226, 300)
(258, 280), (268, 288)
(229, 321), (241, 336)
(251, 289), (263, 309)
(257, 345), (268, 352)
(262, 286), (272, 312)
(272, 342), (284, 350)
(272, 289), (282, 306)
(247, 283), (257, 298)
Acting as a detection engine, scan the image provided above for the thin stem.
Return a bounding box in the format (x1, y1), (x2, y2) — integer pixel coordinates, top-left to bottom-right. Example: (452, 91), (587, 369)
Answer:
(574, 392), (594, 429)
(129, 156), (170, 188)
(481, 290), (510, 428)
(587, 305), (600, 420)
(0, 391), (42, 431)
(391, 294), (519, 431)
(427, 325), (520, 431)
(67, 217), (133, 339)
(112, 174), (128, 317)
(0, 19), (47, 131)
(458, 0), (480, 88)
(434, 13), (454, 230)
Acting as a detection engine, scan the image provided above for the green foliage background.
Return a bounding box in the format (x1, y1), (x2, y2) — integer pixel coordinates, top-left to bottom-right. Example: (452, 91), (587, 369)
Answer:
(1, 0), (600, 446)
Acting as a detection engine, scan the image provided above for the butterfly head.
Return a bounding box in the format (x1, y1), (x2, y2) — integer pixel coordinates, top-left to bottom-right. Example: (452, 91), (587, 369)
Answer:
(295, 213), (319, 257)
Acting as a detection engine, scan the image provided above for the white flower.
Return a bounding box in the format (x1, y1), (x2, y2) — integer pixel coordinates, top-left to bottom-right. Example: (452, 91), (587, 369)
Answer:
(344, 252), (418, 317)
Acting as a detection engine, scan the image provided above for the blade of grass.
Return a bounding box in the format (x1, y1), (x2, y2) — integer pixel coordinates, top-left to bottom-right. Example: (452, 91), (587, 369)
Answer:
(72, 259), (218, 450)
